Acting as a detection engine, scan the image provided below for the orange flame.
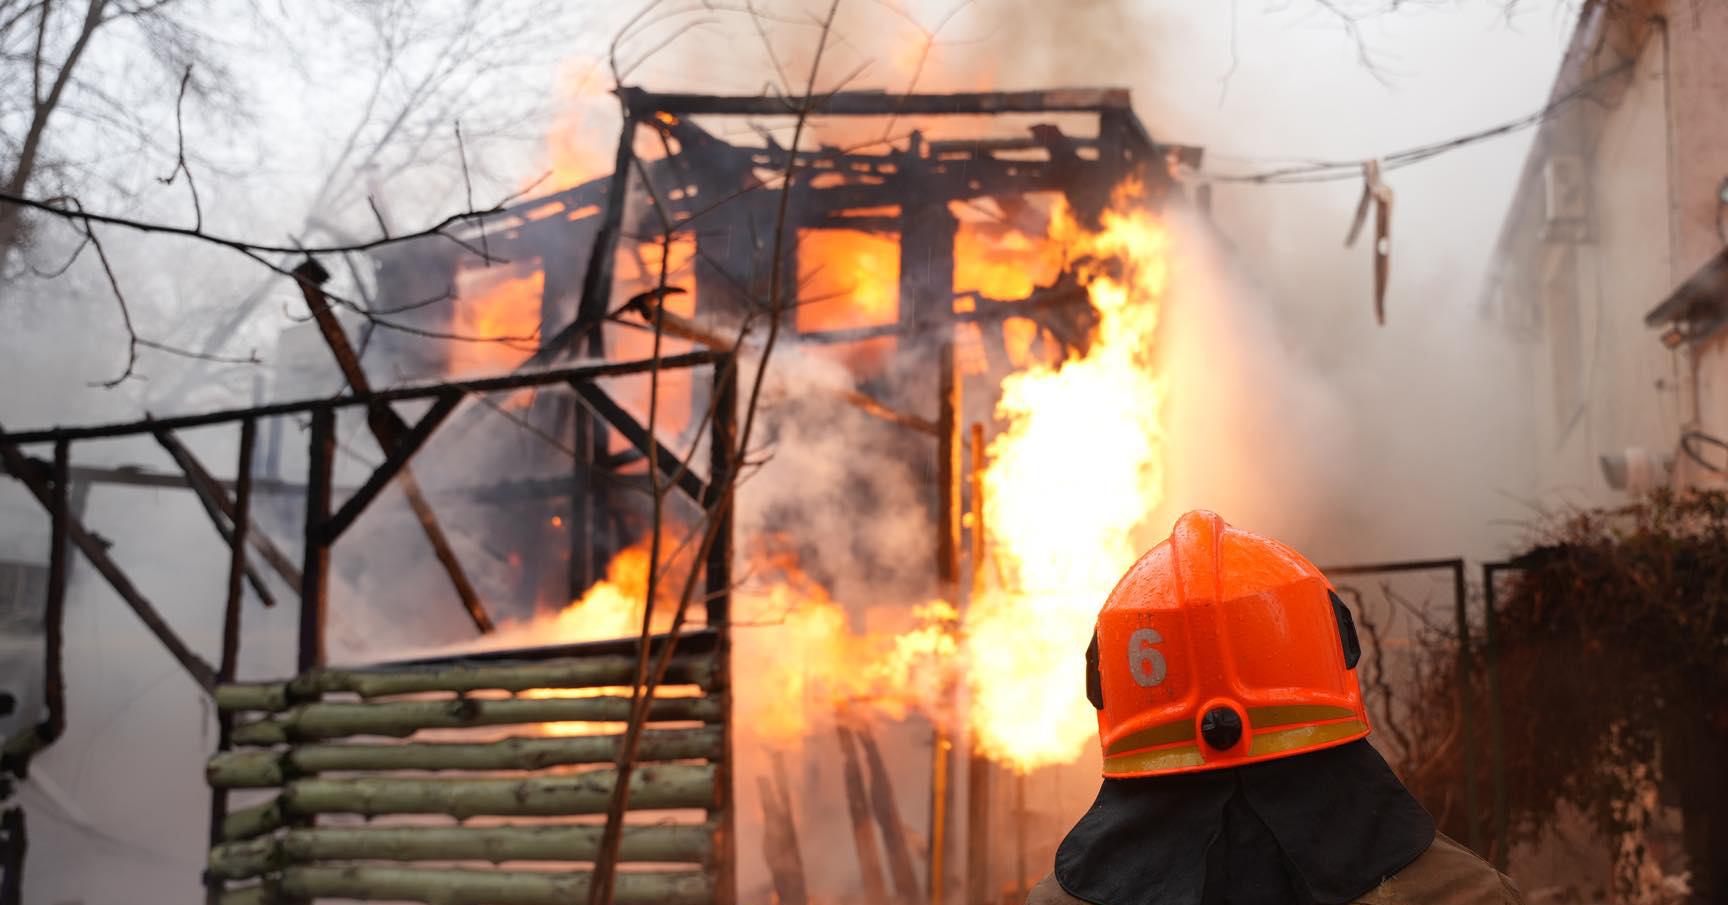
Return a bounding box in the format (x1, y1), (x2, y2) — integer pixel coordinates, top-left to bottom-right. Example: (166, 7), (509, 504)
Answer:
(449, 268), (542, 376)
(963, 184), (1170, 772)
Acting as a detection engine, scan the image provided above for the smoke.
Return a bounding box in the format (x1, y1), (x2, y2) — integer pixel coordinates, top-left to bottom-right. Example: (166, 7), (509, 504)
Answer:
(1, 1), (1583, 902)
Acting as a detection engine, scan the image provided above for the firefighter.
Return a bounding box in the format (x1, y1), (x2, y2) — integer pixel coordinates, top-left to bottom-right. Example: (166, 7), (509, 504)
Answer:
(1028, 510), (1523, 905)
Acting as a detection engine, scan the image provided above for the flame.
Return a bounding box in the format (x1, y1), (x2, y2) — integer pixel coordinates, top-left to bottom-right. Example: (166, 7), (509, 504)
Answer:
(797, 228), (901, 330)
(449, 268), (542, 375)
(963, 184), (1170, 772)
(953, 218), (1063, 302)
(503, 538), (685, 737)
(729, 543), (957, 745)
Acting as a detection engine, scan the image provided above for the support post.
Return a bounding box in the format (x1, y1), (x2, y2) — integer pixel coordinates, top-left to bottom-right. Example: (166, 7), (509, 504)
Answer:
(1452, 560), (1480, 854)
(207, 418), (256, 905)
(567, 116), (638, 602)
(1014, 772), (1029, 901)
(707, 355), (738, 905)
(42, 440), (67, 746)
(964, 423), (991, 905)
(3, 440), (72, 774)
(929, 342), (961, 905)
(299, 406), (335, 673)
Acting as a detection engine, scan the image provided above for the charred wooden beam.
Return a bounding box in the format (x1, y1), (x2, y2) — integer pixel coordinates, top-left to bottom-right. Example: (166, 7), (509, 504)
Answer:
(0, 352), (722, 445)
(622, 87), (1132, 117)
(798, 285), (1091, 346)
(757, 751), (809, 905)
(964, 422), (992, 905)
(153, 429), (280, 608)
(294, 260), (493, 636)
(708, 354), (739, 905)
(852, 719), (921, 904)
(297, 405), (335, 672)
(323, 388), (465, 541)
(0, 434), (217, 694)
(151, 427), (299, 592)
(821, 388), (938, 436)
(221, 764), (715, 838)
(0, 441), (69, 775)
(209, 824), (714, 880)
(208, 727), (724, 787)
(222, 866), (711, 905)
(929, 344), (961, 905)
(572, 381), (710, 506)
(835, 721), (890, 905)
(229, 695), (722, 745)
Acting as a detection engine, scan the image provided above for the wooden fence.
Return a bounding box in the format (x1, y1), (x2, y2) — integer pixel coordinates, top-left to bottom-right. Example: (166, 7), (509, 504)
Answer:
(206, 632), (731, 905)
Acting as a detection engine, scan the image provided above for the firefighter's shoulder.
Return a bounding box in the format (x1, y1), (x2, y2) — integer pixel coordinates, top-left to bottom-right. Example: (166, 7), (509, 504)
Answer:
(1025, 872), (1089, 905)
(1355, 833), (1527, 905)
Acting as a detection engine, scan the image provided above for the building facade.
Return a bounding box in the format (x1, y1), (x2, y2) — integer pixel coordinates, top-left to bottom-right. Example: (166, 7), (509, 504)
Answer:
(1486, 0), (1728, 502)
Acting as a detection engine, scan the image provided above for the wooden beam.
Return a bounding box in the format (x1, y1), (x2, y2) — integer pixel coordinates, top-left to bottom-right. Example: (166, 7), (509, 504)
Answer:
(824, 388), (938, 436)
(227, 866), (712, 905)
(324, 388), (464, 542)
(293, 261), (492, 635)
(206, 418), (255, 905)
(0, 441), (70, 775)
(209, 825), (713, 880)
(0, 435), (217, 694)
(622, 86), (1132, 117)
(228, 695), (722, 745)
(216, 653), (716, 711)
(221, 765), (716, 837)
(208, 727), (724, 787)
(152, 428), (280, 608)
(298, 405), (334, 673)
(571, 381), (709, 506)
(149, 427), (300, 586)
(0, 352), (721, 445)
(853, 719), (921, 904)
(964, 421), (992, 905)
(835, 721), (890, 905)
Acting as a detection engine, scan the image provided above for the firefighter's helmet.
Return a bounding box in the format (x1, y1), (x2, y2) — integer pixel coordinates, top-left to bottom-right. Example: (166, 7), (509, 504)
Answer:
(1087, 510), (1369, 778)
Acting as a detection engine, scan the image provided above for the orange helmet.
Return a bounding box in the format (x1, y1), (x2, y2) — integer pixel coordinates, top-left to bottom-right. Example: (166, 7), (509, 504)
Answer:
(1087, 510), (1368, 778)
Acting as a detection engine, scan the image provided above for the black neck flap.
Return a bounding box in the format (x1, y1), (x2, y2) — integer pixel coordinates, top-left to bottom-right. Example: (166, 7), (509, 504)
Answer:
(1053, 741), (1435, 905)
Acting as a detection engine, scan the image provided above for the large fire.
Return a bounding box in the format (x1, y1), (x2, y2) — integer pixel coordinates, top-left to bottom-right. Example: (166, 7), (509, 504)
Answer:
(966, 187), (1170, 770)
(503, 185), (1169, 772)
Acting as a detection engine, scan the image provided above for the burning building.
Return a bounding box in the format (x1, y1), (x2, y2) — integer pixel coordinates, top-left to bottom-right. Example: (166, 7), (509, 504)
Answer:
(0, 84), (1203, 905)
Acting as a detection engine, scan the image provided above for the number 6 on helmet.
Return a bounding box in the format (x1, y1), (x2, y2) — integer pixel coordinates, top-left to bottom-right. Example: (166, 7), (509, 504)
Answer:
(1085, 510), (1369, 778)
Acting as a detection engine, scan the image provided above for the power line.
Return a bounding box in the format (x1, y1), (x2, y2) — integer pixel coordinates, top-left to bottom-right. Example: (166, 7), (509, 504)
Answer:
(1207, 60), (1633, 186)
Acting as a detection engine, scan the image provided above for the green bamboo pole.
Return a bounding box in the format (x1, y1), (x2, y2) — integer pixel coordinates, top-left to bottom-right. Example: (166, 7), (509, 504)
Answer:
(220, 764), (715, 840)
(209, 823), (713, 880)
(229, 695), (720, 745)
(216, 655), (716, 713)
(208, 727), (723, 787)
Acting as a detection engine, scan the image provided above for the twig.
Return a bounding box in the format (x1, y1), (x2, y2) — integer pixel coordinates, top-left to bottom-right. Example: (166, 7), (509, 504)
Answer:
(155, 64), (202, 231)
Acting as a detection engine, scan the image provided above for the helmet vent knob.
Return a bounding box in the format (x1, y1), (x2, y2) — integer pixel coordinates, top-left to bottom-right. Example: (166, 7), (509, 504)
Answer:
(1200, 707), (1243, 750)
